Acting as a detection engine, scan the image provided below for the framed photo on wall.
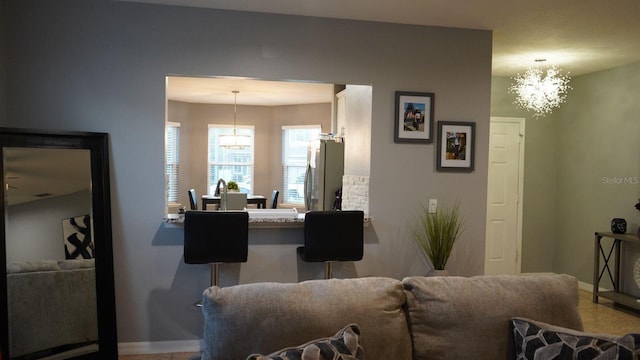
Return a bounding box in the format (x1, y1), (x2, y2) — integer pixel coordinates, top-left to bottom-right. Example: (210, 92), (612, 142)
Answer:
(62, 214), (94, 259)
(394, 91), (434, 143)
(436, 121), (475, 172)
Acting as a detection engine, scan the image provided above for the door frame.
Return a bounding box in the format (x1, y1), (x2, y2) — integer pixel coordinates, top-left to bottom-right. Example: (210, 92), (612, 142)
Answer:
(484, 116), (525, 274)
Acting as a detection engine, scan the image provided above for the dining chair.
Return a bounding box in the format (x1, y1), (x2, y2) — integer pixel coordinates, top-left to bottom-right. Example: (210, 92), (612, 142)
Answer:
(297, 210), (364, 279)
(270, 190), (279, 209)
(188, 188), (197, 210)
(183, 211), (249, 305)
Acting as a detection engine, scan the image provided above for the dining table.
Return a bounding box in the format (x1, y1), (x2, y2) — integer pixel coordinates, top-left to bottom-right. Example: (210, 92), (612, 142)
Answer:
(201, 194), (267, 210)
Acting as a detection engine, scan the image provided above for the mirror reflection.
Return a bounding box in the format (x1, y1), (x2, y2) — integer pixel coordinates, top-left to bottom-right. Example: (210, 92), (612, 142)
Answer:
(4, 147), (99, 359)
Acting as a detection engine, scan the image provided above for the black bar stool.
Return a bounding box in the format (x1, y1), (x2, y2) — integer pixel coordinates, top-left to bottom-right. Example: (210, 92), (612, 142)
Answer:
(297, 210), (364, 279)
(183, 211), (249, 304)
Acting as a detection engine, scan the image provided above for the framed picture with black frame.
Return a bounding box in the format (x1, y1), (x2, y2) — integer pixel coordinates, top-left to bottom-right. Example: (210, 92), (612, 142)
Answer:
(394, 91), (434, 143)
(62, 214), (94, 259)
(436, 121), (475, 172)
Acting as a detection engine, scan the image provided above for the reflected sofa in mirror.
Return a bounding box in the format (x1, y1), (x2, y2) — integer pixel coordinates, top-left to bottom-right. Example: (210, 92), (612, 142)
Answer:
(0, 128), (117, 359)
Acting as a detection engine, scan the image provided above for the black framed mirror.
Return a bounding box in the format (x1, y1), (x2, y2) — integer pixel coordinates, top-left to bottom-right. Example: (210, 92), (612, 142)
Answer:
(0, 128), (117, 359)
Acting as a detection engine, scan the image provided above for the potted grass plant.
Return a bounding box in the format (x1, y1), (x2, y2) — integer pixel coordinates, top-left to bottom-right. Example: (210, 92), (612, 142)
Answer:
(412, 200), (464, 275)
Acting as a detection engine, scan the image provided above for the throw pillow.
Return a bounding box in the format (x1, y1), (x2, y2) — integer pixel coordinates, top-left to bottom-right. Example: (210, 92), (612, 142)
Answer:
(512, 317), (640, 360)
(246, 324), (366, 360)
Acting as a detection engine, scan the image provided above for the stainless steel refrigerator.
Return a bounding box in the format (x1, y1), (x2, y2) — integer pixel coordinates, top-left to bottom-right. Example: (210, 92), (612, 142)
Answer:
(304, 139), (344, 211)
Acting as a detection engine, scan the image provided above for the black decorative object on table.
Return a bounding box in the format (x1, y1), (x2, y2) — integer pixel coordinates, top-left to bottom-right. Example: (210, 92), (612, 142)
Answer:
(611, 218), (627, 234)
(635, 199), (640, 237)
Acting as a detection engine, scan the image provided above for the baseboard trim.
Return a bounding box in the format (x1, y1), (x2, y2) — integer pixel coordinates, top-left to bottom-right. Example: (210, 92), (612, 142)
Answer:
(578, 280), (593, 292)
(578, 280), (612, 293)
(118, 340), (203, 355)
(520, 274), (601, 293)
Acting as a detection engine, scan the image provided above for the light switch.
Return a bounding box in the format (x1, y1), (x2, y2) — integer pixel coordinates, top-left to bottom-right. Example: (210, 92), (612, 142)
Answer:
(428, 199), (437, 213)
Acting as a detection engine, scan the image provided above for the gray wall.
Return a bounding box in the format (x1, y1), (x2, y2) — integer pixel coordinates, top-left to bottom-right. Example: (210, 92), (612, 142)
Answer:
(4, 0), (492, 343)
(554, 62), (640, 295)
(491, 63), (640, 292)
(6, 191), (91, 261)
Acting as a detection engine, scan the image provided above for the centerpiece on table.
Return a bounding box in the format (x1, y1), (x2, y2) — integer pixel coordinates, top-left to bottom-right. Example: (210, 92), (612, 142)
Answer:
(227, 181), (240, 192)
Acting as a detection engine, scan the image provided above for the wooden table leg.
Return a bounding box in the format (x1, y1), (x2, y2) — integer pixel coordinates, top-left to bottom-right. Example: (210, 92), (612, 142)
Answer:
(593, 233), (601, 303)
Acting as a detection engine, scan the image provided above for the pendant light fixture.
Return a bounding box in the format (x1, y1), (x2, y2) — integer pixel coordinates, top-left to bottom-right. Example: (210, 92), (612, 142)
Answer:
(219, 90), (251, 149)
(508, 59), (571, 117)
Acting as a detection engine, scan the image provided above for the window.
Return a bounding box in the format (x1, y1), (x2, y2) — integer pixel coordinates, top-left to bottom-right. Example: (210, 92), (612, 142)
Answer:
(165, 122), (180, 203)
(282, 125), (321, 204)
(207, 125), (255, 195)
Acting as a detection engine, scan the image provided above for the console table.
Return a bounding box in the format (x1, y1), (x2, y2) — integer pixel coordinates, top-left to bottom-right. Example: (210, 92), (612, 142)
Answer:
(593, 231), (640, 310)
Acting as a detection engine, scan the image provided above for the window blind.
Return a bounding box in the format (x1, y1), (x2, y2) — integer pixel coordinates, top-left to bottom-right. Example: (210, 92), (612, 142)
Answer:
(165, 122), (180, 203)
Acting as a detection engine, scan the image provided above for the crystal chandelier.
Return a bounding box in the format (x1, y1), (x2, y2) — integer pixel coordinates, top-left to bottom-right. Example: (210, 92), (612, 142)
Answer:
(509, 64), (571, 117)
(219, 90), (251, 149)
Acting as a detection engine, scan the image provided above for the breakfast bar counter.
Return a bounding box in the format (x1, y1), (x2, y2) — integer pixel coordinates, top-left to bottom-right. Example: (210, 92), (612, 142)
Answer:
(161, 208), (371, 283)
(164, 209), (370, 229)
(164, 208), (306, 228)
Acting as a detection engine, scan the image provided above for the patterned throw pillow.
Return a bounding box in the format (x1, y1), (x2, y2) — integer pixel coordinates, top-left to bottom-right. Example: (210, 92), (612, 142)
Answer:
(246, 324), (366, 360)
(512, 317), (640, 360)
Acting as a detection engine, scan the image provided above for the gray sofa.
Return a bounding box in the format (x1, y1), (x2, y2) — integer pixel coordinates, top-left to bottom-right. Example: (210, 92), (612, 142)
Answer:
(199, 274), (587, 360)
(6, 259), (98, 358)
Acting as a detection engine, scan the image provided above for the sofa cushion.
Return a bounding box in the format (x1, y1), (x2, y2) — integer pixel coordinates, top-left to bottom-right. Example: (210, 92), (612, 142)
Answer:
(512, 317), (640, 360)
(402, 274), (583, 360)
(7, 261), (97, 357)
(57, 258), (95, 270)
(201, 277), (411, 360)
(7, 260), (61, 273)
(246, 323), (365, 360)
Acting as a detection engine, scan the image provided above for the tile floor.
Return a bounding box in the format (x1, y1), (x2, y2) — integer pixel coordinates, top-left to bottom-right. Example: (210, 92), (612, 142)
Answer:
(118, 290), (640, 359)
(119, 352), (200, 360)
(579, 289), (640, 335)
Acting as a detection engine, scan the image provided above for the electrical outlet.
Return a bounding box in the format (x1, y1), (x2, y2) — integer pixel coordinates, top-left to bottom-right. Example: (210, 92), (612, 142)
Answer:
(428, 199), (437, 213)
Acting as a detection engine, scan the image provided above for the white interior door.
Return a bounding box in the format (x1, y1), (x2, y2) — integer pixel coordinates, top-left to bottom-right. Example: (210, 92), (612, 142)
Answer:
(484, 117), (525, 275)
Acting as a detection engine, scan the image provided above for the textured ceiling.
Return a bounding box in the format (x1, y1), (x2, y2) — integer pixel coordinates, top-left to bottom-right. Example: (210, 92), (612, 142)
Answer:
(167, 76), (335, 106)
(5, 148), (91, 206)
